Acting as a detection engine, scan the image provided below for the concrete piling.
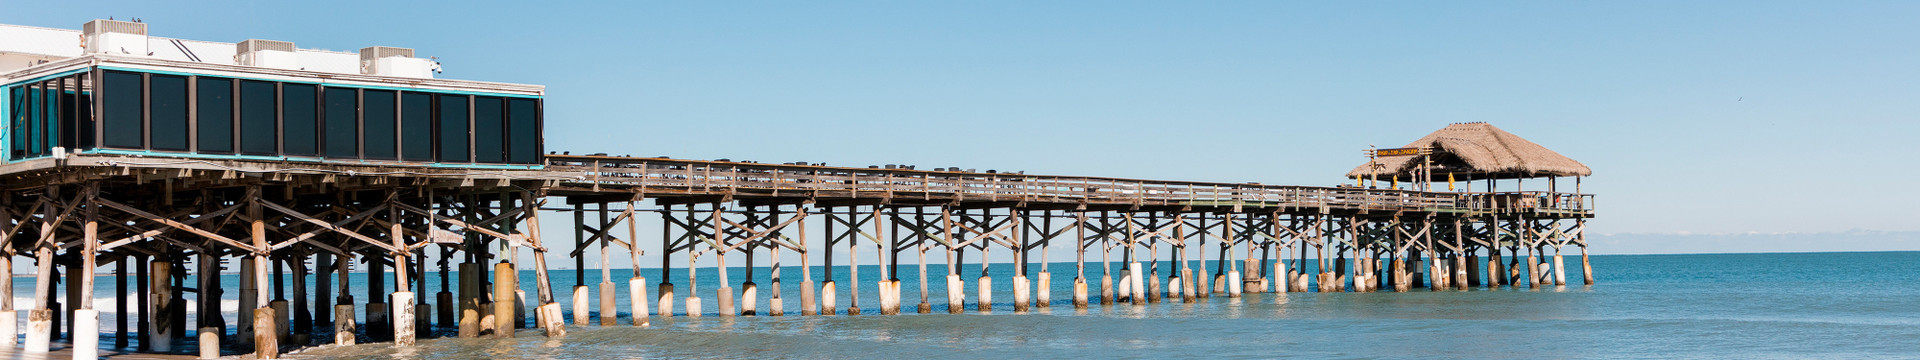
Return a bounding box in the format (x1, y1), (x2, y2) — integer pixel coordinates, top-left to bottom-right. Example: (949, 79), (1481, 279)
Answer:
(437, 290), (455, 329)
(1072, 278), (1089, 308)
(1037, 272), (1052, 308)
(573, 285), (592, 324)
(1121, 262), (1136, 304)
(198, 326), (221, 359)
(1012, 275), (1031, 312)
(271, 300), (290, 343)
(1179, 268), (1195, 302)
(740, 282), (758, 316)
(72, 309), (99, 360)
(601, 282), (618, 324)
(819, 280), (835, 315)
(1100, 274), (1115, 305)
(800, 280), (817, 316)
(1553, 248), (1567, 286)
(254, 307), (278, 359)
(537, 303), (567, 336)
(770, 280), (786, 317)
(334, 304), (355, 345)
(1226, 270), (1242, 297)
(716, 286), (735, 317)
(25, 309), (49, 353)
(495, 262), (518, 338)
(946, 275), (964, 314)
(878, 280), (898, 315)
(977, 275), (993, 312)
(149, 259), (174, 352)
(457, 263), (482, 338)
(393, 291), (416, 345)
(631, 277), (650, 325)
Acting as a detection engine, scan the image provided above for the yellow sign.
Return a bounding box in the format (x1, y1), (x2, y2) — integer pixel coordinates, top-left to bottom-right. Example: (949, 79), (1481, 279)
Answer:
(1374, 148), (1421, 157)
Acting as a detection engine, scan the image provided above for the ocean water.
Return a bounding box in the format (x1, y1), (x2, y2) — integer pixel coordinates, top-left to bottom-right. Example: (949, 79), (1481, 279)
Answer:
(20, 251), (1920, 358)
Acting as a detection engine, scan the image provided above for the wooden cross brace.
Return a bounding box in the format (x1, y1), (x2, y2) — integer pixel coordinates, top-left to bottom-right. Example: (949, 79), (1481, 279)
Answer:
(391, 202), (545, 252)
(952, 212), (1017, 251)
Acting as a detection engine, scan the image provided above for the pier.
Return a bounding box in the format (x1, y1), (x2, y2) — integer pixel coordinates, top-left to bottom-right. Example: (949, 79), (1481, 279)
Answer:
(0, 20), (1593, 358)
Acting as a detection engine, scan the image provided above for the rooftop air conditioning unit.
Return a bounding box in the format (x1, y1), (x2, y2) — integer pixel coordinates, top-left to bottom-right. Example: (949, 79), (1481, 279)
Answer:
(83, 19), (149, 56)
(359, 46), (436, 78)
(236, 39), (299, 70)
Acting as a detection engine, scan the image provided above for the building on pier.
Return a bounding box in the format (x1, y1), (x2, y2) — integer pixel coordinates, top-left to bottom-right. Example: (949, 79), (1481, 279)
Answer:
(0, 19), (1594, 359)
(1343, 121), (1595, 291)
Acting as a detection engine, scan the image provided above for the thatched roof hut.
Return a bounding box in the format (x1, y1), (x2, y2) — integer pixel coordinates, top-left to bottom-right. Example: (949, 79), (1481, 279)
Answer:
(1346, 122), (1590, 181)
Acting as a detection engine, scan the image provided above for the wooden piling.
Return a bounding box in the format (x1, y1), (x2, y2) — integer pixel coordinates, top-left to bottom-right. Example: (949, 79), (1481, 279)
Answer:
(1581, 244), (1594, 285)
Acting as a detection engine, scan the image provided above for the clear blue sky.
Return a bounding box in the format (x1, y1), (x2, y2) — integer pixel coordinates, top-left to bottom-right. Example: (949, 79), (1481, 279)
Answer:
(8, 1), (1917, 241)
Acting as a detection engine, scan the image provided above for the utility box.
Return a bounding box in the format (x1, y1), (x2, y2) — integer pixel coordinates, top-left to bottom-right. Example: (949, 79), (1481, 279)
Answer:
(83, 19), (148, 56)
(359, 46), (436, 78)
(237, 39), (300, 70)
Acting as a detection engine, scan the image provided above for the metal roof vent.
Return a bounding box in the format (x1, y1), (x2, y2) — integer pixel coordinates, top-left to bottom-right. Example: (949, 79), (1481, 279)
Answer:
(82, 19), (149, 55)
(236, 39), (299, 70)
(359, 46), (436, 78)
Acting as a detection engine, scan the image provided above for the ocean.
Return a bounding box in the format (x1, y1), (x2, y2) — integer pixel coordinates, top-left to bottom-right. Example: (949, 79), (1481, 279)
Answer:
(18, 251), (1920, 358)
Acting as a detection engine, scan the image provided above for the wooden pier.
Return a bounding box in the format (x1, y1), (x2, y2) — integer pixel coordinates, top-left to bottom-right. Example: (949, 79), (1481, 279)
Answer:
(0, 20), (1594, 359)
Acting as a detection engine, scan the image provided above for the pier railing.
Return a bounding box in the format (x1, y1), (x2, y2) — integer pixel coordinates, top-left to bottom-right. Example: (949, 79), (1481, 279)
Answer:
(546, 155), (1465, 213)
(1459, 191), (1595, 216)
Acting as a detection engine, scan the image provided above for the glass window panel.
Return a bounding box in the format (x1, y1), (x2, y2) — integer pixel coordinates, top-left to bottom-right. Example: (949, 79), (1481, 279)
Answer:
(363, 90), (396, 160)
(41, 84), (59, 156)
(282, 84), (317, 156)
(54, 81), (73, 151)
(400, 92), (432, 161)
(437, 95), (468, 162)
(75, 90), (93, 150)
(508, 98), (539, 164)
(100, 71), (143, 149)
(239, 80), (277, 155)
(58, 77), (85, 150)
(25, 84), (41, 156)
(323, 87), (358, 158)
(473, 96), (503, 163)
(196, 78), (233, 153)
(149, 75), (189, 151)
(8, 86), (23, 159)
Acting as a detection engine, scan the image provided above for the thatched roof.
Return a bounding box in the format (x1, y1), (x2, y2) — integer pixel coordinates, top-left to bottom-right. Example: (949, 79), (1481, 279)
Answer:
(1345, 122), (1590, 180)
